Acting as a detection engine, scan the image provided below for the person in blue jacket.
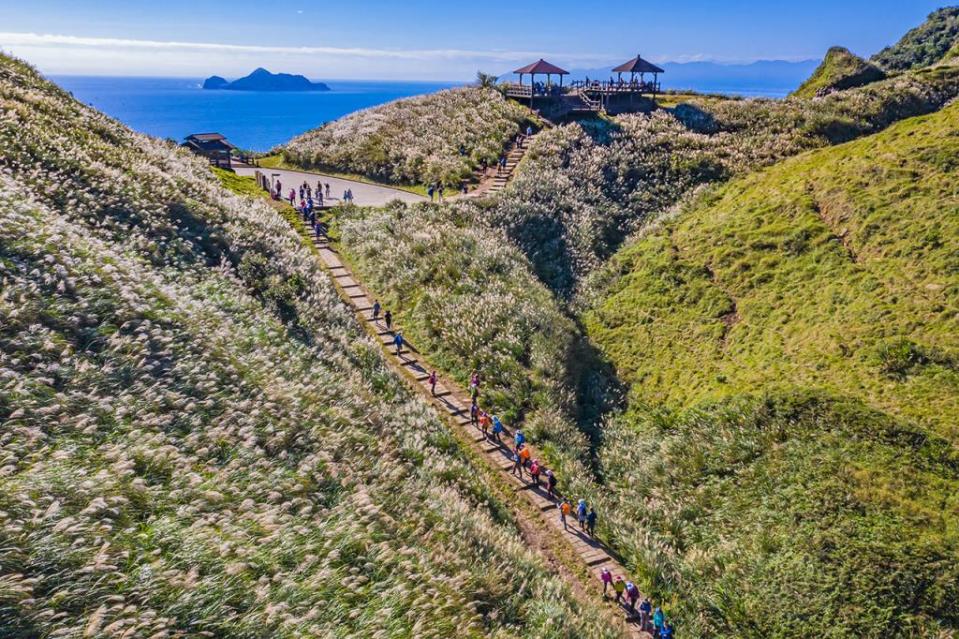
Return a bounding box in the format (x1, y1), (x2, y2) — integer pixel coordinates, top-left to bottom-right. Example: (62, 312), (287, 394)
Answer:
(393, 331), (404, 356)
(653, 607), (665, 635)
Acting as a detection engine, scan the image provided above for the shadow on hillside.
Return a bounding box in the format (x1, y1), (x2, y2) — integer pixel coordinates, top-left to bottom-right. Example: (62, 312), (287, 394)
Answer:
(567, 317), (629, 477)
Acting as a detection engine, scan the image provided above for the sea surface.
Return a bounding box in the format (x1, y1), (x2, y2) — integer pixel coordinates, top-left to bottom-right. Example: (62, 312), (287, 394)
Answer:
(52, 76), (461, 152)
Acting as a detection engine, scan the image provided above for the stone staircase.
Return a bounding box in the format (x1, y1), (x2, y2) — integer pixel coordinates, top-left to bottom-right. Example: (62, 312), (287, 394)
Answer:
(302, 221), (653, 638)
(462, 132), (537, 199)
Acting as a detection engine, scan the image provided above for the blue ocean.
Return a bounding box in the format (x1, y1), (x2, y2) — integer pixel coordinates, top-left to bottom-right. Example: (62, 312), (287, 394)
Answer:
(52, 76), (461, 152)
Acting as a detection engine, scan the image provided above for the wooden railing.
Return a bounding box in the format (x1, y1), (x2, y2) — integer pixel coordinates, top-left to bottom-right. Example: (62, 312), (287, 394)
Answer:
(571, 79), (661, 95)
(504, 84), (533, 98)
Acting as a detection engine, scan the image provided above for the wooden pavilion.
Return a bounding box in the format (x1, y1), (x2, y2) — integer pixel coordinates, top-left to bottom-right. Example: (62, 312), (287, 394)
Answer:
(611, 54), (664, 92)
(506, 59), (570, 104)
(182, 132), (236, 168)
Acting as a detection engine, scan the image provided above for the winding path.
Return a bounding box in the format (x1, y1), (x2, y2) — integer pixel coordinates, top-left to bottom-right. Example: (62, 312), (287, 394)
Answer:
(298, 214), (652, 638)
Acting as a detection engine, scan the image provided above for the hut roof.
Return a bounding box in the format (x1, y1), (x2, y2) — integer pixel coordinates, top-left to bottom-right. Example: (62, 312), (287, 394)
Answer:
(183, 133), (235, 153)
(186, 132), (229, 142)
(612, 55), (665, 74)
(514, 59), (569, 75)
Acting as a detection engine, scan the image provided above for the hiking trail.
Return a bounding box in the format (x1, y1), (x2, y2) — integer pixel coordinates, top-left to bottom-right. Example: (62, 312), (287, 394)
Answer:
(302, 216), (652, 638)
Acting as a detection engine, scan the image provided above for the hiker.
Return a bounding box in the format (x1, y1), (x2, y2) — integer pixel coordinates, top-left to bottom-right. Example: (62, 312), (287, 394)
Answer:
(470, 401), (479, 428)
(586, 508), (597, 537)
(393, 331), (404, 356)
(347, 188), (354, 203)
(577, 499), (588, 531)
(325, 183), (331, 199)
(315, 221), (322, 239)
(299, 186), (305, 201)
(639, 598), (653, 631)
(600, 568), (613, 597)
(384, 310), (393, 331)
(470, 370), (480, 388)
(653, 607), (665, 636)
(526, 124), (533, 139)
(625, 581), (639, 611)
(518, 445), (530, 471)
(343, 189), (349, 203)
(372, 300), (381, 322)
(491, 413), (503, 442)
(514, 429), (525, 448)
(427, 185), (435, 202)
(529, 459), (541, 487)
(559, 499), (571, 530)
(659, 620), (674, 639)
(613, 576), (626, 603)
(317, 190), (324, 207)
(546, 469), (557, 498)
(317, 180), (323, 197)
(428, 371), (438, 395)
(437, 186), (444, 203)
(289, 189), (296, 206)
(470, 383), (479, 402)
(512, 445), (524, 477)
(461, 181), (468, 195)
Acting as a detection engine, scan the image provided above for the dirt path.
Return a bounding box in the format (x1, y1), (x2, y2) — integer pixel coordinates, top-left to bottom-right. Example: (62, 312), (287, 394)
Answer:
(299, 215), (652, 638)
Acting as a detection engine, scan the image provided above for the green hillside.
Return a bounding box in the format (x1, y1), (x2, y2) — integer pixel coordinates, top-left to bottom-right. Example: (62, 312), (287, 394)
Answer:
(280, 87), (533, 188)
(0, 55), (618, 639)
(873, 6), (959, 71)
(584, 103), (959, 435)
(791, 46), (886, 98)
(582, 104), (959, 636)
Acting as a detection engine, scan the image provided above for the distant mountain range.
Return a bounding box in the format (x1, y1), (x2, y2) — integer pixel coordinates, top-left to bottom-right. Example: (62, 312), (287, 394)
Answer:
(203, 68), (330, 92)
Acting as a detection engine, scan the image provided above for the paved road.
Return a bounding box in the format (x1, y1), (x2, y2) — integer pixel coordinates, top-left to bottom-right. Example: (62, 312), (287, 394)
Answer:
(235, 165), (426, 207)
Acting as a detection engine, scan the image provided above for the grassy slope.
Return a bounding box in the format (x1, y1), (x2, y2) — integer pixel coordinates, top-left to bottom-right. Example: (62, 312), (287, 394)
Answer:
(791, 46), (885, 98)
(0, 56), (618, 639)
(581, 104), (959, 636)
(280, 87), (532, 188)
(872, 6), (959, 71)
(585, 103), (959, 437)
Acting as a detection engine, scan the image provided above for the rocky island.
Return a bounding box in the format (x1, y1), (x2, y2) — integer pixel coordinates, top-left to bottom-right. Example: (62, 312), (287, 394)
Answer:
(202, 67), (330, 92)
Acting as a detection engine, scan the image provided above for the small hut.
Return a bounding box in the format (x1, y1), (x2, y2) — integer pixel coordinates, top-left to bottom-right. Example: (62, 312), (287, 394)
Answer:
(182, 133), (236, 168)
(611, 54), (665, 93)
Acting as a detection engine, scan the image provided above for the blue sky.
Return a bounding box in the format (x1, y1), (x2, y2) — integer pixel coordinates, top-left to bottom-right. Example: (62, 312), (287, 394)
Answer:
(0, 0), (947, 79)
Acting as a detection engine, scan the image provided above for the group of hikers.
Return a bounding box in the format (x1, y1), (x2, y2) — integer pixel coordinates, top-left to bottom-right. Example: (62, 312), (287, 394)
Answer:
(600, 569), (675, 638)
(273, 179), (355, 210)
(366, 271), (676, 637)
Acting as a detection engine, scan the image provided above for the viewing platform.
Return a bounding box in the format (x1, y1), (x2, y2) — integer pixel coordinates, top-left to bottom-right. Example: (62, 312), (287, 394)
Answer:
(502, 54), (664, 117)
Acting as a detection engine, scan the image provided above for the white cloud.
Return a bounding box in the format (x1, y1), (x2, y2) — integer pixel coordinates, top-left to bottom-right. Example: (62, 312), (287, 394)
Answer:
(0, 32), (617, 79)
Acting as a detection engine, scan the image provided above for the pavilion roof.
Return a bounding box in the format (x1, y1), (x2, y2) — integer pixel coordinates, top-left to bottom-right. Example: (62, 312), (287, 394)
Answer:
(514, 59), (569, 75)
(612, 55), (665, 74)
